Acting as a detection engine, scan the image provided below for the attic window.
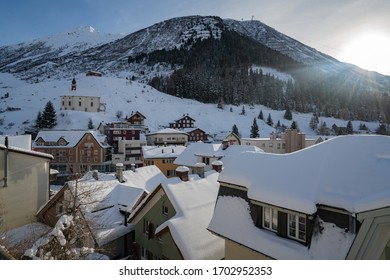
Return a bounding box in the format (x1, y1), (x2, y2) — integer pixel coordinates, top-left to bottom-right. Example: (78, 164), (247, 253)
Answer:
(162, 206), (168, 215)
(288, 213), (306, 242)
(263, 206), (278, 232)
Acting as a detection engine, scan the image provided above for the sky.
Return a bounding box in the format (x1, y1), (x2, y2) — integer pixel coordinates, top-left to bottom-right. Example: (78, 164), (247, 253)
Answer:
(0, 0), (389, 75)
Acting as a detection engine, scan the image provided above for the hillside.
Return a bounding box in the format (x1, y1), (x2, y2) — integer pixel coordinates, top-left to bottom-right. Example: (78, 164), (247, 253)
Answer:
(0, 73), (379, 138)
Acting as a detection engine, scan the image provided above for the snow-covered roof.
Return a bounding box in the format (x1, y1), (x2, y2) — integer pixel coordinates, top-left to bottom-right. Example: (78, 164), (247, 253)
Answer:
(174, 141), (262, 167)
(0, 134), (31, 150)
(33, 130), (109, 148)
(182, 127), (206, 133)
(218, 135), (390, 214)
(156, 171), (224, 260)
(142, 145), (186, 159)
(67, 165), (166, 246)
(208, 196), (355, 260)
(0, 134), (53, 159)
(147, 128), (188, 135)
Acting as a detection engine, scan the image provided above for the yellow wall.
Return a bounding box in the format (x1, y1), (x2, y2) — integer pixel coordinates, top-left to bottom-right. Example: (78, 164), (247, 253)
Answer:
(225, 239), (272, 260)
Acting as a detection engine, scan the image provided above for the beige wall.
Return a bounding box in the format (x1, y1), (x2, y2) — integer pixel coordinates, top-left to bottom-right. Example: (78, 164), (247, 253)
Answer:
(0, 150), (50, 231)
(61, 95), (101, 112)
(225, 239), (272, 260)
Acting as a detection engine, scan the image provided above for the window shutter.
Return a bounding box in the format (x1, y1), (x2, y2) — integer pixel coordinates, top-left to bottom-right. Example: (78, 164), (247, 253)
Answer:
(148, 223), (155, 240)
(278, 212), (287, 237)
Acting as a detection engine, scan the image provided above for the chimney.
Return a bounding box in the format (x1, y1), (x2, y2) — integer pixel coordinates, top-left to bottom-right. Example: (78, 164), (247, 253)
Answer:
(92, 170), (99, 180)
(211, 160), (223, 173)
(131, 163), (136, 172)
(176, 166), (189, 182)
(116, 163), (125, 183)
(194, 162), (206, 178)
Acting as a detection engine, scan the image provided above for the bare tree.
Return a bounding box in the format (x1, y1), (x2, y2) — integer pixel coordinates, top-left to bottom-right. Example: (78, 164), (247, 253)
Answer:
(23, 173), (110, 260)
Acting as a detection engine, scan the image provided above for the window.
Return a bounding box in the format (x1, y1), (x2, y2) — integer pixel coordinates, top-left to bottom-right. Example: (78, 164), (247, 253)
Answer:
(143, 219), (150, 235)
(263, 207), (278, 232)
(288, 213), (306, 242)
(162, 206), (168, 215)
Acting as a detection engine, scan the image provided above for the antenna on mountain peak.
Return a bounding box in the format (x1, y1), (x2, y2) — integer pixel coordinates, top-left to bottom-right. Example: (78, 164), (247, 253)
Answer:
(251, 15), (254, 21)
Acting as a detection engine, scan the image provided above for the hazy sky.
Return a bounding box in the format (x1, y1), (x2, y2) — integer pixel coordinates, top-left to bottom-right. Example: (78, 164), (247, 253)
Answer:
(1, 0), (389, 75)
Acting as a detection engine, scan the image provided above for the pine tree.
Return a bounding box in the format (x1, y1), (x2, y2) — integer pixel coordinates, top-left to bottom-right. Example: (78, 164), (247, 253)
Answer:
(283, 106), (292, 120)
(35, 111), (43, 128)
(309, 112), (319, 131)
(232, 124), (239, 137)
(250, 118), (259, 138)
(290, 120), (298, 130)
(42, 101), (57, 128)
(346, 120), (353, 134)
(88, 118), (94, 130)
(258, 110), (263, 120)
(240, 105), (246, 115)
(266, 113), (273, 126)
(376, 123), (388, 135)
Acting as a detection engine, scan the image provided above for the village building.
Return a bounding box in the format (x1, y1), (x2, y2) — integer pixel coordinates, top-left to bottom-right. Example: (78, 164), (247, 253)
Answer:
(98, 111), (147, 153)
(32, 130), (111, 175)
(183, 127), (208, 142)
(0, 135), (53, 231)
(213, 131), (241, 145)
(60, 95), (106, 112)
(128, 166), (224, 260)
(173, 141), (262, 175)
(145, 128), (188, 146)
(208, 135), (390, 259)
(111, 139), (146, 170)
(37, 165), (166, 259)
(169, 114), (195, 129)
(142, 145), (186, 177)
(241, 129), (322, 154)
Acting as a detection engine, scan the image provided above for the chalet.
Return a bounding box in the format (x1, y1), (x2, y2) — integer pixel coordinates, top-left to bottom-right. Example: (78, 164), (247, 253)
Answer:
(0, 135), (53, 231)
(128, 168), (224, 260)
(33, 130), (111, 175)
(127, 111), (146, 126)
(241, 129), (322, 154)
(208, 135), (390, 259)
(169, 114), (195, 129)
(146, 128), (188, 146)
(142, 145), (186, 177)
(37, 165), (166, 259)
(213, 131), (241, 145)
(60, 95), (106, 112)
(183, 127), (208, 142)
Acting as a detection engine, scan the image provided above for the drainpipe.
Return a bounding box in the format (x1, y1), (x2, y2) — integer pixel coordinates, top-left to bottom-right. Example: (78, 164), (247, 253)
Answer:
(2, 136), (8, 187)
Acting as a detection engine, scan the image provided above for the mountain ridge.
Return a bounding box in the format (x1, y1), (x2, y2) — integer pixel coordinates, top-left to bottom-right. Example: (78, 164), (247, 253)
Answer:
(1, 15), (389, 123)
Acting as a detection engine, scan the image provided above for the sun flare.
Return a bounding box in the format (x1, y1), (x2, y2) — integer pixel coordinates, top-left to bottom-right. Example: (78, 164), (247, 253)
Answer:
(340, 33), (390, 75)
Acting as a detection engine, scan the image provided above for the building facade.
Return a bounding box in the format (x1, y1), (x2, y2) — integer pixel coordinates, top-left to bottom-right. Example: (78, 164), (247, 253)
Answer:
(33, 130), (111, 175)
(0, 136), (53, 231)
(146, 128), (188, 146)
(60, 95), (106, 112)
(241, 129), (321, 154)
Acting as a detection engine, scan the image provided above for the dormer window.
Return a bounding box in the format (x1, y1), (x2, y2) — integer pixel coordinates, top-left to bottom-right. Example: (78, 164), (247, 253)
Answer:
(288, 213), (306, 242)
(263, 206), (278, 232)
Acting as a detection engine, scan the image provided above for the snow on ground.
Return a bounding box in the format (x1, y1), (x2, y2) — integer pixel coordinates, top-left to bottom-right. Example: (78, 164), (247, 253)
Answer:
(0, 72), (379, 139)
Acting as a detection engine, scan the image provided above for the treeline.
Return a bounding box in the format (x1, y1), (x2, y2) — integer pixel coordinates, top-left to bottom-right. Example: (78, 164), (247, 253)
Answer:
(130, 29), (390, 123)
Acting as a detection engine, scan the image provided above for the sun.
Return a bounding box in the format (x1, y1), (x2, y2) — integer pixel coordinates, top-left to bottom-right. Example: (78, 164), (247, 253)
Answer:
(339, 32), (390, 75)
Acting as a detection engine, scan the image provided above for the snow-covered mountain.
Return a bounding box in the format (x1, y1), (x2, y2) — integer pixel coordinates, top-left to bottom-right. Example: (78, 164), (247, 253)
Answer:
(0, 15), (388, 136)
(1, 15), (389, 86)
